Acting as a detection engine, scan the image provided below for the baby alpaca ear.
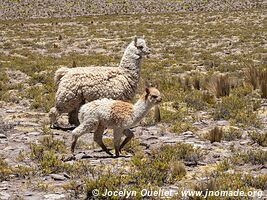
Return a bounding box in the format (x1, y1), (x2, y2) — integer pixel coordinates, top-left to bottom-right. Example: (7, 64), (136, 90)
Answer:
(134, 36), (138, 46)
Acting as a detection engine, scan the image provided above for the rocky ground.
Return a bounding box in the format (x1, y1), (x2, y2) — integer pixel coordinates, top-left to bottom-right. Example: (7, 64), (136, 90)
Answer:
(0, 2), (267, 200)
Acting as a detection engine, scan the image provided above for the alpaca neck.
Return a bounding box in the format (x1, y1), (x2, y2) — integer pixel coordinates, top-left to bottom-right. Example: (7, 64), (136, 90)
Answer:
(119, 46), (142, 79)
(132, 98), (153, 125)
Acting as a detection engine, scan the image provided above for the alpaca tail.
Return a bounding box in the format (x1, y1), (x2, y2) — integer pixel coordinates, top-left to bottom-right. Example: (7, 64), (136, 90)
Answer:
(54, 67), (69, 85)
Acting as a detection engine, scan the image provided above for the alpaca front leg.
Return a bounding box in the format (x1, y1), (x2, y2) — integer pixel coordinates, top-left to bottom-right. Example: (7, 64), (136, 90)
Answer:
(113, 129), (123, 157)
(119, 129), (134, 152)
(49, 107), (60, 129)
(94, 125), (113, 156)
(71, 123), (94, 153)
(154, 105), (161, 123)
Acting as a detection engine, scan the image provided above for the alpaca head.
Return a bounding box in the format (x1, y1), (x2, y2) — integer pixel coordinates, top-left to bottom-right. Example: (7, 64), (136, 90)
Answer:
(144, 87), (162, 105)
(127, 36), (151, 59)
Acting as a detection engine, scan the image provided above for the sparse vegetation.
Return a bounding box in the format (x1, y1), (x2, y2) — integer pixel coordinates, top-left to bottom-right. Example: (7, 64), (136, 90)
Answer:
(231, 149), (267, 165)
(0, 3), (266, 199)
(206, 126), (223, 143)
(249, 131), (267, 147)
(223, 127), (242, 141)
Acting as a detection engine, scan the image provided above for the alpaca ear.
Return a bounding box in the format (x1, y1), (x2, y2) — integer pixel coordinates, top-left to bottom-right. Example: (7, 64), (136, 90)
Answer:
(142, 35), (145, 39)
(134, 36), (138, 46)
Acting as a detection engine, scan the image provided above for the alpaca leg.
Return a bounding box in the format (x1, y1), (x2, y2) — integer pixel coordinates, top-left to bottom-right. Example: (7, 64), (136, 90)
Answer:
(68, 107), (80, 127)
(49, 107), (60, 128)
(71, 121), (97, 153)
(55, 88), (82, 126)
(113, 129), (123, 157)
(154, 105), (161, 123)
(93, 125), (113, 156)
(119, 129), (134, 152)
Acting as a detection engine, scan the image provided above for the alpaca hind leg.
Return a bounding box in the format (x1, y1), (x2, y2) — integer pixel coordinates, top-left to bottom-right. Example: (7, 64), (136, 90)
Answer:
(94, 126), (113, 156)
(119, 129), (134, 152)
(71, 121), (97, 153)
(68, 107), (80, 127)
(113, 129), (123, 157)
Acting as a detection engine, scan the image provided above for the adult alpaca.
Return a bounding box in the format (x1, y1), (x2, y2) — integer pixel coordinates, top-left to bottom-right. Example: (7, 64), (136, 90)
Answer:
(49, 37), (156, 128)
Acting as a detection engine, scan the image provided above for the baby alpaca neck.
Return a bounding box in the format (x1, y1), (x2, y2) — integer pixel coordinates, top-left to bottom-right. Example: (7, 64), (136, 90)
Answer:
(132, 98), (152, 125)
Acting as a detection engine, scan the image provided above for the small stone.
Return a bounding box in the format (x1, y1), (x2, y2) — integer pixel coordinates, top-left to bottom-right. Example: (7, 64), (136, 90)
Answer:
(216, 120), (229, 126)
(183, 131), (193, 135)
(182, 131), (194, 138)
(27, 132), (41, 136)
(24, 192), (33, 196)
(0, 134), (7, 138)
(193, 122), (202, 126)
(75, 152), (85, 160)
(240, 141), (249, 145)
(6, 110), (16, 113)
(50, 174), (66, 181)
(63, 173), (71, 179)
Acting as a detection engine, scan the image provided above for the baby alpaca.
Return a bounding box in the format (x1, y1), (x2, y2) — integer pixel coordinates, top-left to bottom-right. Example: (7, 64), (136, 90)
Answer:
(71, 87), (162, 157)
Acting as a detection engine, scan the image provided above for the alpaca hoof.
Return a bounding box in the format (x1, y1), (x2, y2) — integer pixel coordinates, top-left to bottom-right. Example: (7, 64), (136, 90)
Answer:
(114, 154), (120, 158)
(50, 123), (60, 129)
(105, 150), (114, 156)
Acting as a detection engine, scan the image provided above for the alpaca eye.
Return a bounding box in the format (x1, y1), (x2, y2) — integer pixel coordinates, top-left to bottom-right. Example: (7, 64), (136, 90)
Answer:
(151, 95), (158, 98)
(137, 46), (144, 49)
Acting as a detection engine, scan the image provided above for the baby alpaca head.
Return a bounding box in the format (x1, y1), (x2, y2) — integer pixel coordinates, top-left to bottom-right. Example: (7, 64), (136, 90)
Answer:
(128, 36), (151, 59)
(144, 87), (162, 105)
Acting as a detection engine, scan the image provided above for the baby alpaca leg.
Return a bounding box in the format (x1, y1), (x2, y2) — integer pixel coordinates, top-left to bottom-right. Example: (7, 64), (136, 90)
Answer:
(71, 121), (97, 153)
(113, 129), (123, 157)
(93, 125), (113, 156)
(119, 129), (134, 152)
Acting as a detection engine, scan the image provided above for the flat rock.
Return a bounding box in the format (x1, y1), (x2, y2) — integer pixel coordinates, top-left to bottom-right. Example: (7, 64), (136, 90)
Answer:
(44, 194), (65, 200)
(50, 174), (66, 181)
(182, 131), (195, 138)
(24, 192), (34, 196)
(0, 134), (7, 138)
(75, 152), (85, 160)
(6, 110), (16, 113)
(19, 122), (40, 127)
(216, 120), (229, 126)
(27, 132), (41, 136)
(240, 140), (249, 145)
(193, 122), (203, 126)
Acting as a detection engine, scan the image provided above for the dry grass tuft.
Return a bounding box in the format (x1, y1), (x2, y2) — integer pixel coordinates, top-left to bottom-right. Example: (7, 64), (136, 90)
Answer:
(214, 75), (230, 98)
(207, 126), (223, 143)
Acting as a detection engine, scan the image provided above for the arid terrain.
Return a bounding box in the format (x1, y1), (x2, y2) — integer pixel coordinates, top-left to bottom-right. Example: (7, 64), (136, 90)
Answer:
(0, 1), (266, 199)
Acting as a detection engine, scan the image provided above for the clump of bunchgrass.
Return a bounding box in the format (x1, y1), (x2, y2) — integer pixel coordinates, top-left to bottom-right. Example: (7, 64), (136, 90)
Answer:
(213, 74), (231, 98)
(206, 126), (223, 143)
